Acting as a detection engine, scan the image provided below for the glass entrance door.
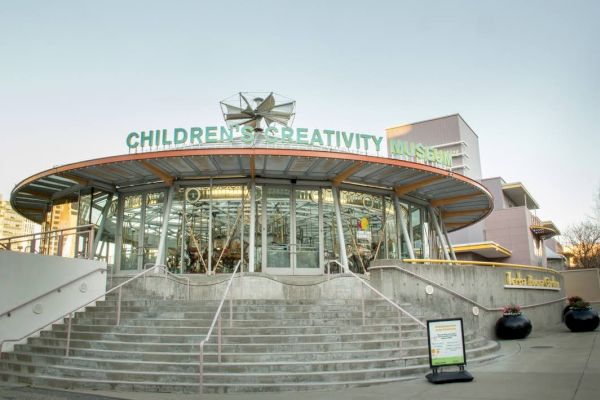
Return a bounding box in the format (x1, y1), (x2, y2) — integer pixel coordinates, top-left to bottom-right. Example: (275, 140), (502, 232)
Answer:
(294, 189), (322, 275)
(263, 186), (324, 275)
(264, 187), (292, 273)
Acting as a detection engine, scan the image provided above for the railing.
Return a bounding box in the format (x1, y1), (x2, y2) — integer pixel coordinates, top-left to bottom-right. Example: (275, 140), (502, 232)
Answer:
(0, 264), (167, 356)
(0, 224), (95, 260)
(142, 263), (191, 300)
(403, 258), (560, 274)
(0, 267), (107, 318)
(372, 265), (567, 312)
(198, 260), (241, 394)
(329, 260), (425, 357)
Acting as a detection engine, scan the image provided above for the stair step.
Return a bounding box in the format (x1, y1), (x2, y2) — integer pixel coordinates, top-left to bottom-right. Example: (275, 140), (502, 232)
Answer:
(0, 281), (500, 393)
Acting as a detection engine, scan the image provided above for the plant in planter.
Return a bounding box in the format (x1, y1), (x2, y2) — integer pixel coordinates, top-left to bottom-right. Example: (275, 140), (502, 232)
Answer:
(495, 304), (532, 340)
(564, 299), (600, 332)
(563, 296), (583, 320)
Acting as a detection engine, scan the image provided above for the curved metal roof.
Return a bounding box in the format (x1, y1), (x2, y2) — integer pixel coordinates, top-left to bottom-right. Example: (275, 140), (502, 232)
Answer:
(11, 148), (493, 230)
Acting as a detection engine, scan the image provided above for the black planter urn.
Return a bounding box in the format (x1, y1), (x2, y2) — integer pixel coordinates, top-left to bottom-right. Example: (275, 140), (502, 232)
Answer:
(564, 308), (600, 332)
(495, 314), (532, 339)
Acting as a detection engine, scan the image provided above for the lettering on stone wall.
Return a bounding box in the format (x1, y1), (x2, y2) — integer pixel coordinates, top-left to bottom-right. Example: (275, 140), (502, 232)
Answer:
(504, 271), (561, 290)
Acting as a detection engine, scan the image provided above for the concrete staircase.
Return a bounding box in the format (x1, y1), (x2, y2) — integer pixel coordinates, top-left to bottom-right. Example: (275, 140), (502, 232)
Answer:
(0, 284), (500, 393)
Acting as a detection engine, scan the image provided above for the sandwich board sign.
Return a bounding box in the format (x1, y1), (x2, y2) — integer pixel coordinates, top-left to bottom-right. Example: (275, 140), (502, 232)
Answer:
(426, 318), (473, 383)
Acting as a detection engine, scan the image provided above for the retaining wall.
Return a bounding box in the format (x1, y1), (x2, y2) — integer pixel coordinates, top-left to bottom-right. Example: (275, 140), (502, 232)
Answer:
(370, 261), (565, 338)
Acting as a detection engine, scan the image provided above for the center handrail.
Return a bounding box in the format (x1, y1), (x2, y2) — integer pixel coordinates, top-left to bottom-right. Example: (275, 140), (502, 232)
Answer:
(198, 260), (241, 394)
(0, 264), (167, 356)
(142, 263), (191, 299)
(330, 260), (426, 329)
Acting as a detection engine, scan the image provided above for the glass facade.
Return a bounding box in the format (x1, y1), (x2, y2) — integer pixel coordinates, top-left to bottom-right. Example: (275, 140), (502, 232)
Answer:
(44, 180), (438, 275)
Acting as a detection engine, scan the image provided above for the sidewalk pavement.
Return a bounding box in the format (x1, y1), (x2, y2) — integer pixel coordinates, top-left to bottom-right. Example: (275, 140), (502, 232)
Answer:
(1, 327), (598, 400)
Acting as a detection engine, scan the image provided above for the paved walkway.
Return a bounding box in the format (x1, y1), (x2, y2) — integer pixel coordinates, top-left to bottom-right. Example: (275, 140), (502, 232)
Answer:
(1, 327), (598, 400)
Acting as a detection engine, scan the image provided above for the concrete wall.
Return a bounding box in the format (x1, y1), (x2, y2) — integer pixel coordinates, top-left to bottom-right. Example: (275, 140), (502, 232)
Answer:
(111, 273), (375, 301)
(370, 261), (565, 338)
(561, 268), (600, 302)
(0, 252), (106, 351)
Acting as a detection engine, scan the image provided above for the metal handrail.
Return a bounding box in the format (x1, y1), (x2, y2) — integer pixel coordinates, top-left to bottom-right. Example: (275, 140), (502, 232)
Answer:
(142, 263), (191, 300)
(0, 224), (95, 260)
(330, 260), (426, 329)
(371, 265), (567, 312)
(0, 267), (107, 318)
(403, 258), (559, 274)
(0, 264), (166, 356)
(198, 260), (241, 394)
(0, 224), (94, 242)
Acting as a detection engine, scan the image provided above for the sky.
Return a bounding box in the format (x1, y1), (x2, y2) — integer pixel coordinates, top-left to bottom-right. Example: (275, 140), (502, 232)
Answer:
(1, 0), (599, 235)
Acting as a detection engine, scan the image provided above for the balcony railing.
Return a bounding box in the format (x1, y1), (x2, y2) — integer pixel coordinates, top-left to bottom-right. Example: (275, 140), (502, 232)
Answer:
(0, 224), (95, 260)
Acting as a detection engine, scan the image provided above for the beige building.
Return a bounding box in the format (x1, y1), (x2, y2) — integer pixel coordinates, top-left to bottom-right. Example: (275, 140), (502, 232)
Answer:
(386, 114), (565, 269)
(0, 194), (38, 250)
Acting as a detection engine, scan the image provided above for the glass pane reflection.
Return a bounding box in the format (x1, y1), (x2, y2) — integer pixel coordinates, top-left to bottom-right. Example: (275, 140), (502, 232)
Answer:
(266, 187), (291, 268)
(295, 189), (319, 269)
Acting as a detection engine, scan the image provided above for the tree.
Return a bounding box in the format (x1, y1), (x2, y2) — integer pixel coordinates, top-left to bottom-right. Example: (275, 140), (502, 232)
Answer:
(564, 221), (600, 269)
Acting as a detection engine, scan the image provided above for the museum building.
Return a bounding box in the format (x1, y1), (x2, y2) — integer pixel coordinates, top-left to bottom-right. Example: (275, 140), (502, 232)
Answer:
(0, 93), (570, 393)
(8, 93), (493, 276)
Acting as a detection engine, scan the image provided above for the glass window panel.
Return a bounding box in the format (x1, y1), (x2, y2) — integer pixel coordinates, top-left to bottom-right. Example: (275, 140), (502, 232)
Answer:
(96, 195), (118, 268)
(211, 186), (245, 273)
(411, 206), (424, 259)
(399, 203), (411, 258)
(77, 193), (91, 226)
(165, 189), (184, 273)
(142, 192), (165, 267)
(254, 185), (263, 272)
(383, 197), (398, 259)
(184, 187), (211, 273)
(340, 190), (384, 272)
(120, 194), (142, 271)
(91, 190), (109, 226)
(322, 188), (339, 271)
(295, 189), (319, 269)
(266, 187), (291, 268)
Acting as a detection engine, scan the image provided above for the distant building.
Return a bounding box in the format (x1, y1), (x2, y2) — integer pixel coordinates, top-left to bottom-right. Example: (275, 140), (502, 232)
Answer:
(386, 114), (565, 269)
(0, 194), (38, 250)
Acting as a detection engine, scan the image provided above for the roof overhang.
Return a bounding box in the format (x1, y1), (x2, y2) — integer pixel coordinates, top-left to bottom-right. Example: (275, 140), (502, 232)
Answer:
(452, 241), (512, 258)
(502, 182), (539, 210)
(11, 147), (494, 230)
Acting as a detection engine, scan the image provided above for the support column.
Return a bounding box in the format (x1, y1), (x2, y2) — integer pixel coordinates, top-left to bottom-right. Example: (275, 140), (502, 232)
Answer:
(240, 186), (245, 272)
(92, 193), (114, 257)
(180, 195), (186, 273)
(318, 189), (324, 271)
(332, 186), (348, 271)
(428, 205), (451, 260)
(114, 194), (124, 273)
(248, 181), (256, 272)
(261, 188), (267, 271)
(394, 195), (415, 259)
(208, 179), (213, 274)
(440, 218), (457, 260)
(382, 195), (388, 259)
(156, 186), (175, 266)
